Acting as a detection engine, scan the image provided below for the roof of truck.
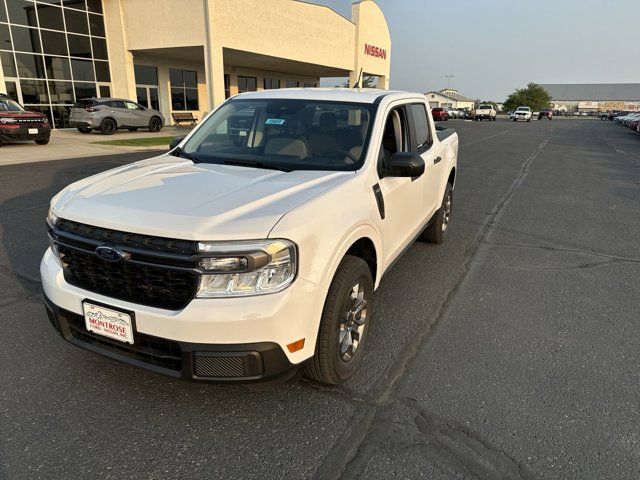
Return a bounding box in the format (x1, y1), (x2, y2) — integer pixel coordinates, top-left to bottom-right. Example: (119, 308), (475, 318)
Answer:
(232, 88), (420, 104)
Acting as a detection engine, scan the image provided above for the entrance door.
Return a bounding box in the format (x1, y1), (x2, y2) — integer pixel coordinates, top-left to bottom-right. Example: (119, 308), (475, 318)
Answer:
(136, 86), (160, 110)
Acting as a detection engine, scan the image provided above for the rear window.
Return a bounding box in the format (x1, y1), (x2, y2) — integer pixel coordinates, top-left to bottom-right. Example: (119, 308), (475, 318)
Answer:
(432, 108), (443, 112)
(74, 99), (96, 108)
(479, 105), (492, 109)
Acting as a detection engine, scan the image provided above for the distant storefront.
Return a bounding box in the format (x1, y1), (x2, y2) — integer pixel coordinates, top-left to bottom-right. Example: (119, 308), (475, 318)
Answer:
(0, 0), (391, 128)
(540, 84), (640, 112)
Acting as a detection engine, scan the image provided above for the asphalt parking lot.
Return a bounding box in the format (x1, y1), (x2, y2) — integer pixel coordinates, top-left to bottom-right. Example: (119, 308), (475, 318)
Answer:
(1, 118), (639, 479)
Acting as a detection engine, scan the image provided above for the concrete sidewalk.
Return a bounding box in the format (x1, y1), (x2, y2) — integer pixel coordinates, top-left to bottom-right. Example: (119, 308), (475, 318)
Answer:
(0, 125), (194, 166)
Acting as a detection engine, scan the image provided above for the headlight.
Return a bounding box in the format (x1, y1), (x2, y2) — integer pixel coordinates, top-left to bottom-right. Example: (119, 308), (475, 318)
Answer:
(42, 117), (49, 124)
(196, 239), (297, 297)
(47, 207), (59, 226)
(0, 118), (16, 124)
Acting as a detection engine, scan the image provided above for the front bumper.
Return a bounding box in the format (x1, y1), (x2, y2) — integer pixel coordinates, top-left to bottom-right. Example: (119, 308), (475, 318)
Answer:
(0, 125), (51, 142)
(40, 248), (327, 382)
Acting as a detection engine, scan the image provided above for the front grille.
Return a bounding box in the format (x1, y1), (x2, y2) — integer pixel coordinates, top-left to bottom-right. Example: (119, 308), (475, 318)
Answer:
(15, 117), (44, 125)
(57, 219), (195, 254)
(64, 309), (182, 371)
(59, 245), (199, 310)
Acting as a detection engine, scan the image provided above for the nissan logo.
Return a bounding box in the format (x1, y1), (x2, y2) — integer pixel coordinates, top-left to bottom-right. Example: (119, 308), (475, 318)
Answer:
(95, 245), (128, 263)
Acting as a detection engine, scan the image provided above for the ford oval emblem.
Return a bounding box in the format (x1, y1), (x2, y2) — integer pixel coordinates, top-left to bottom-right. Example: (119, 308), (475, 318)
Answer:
(95, 245), (126, 263)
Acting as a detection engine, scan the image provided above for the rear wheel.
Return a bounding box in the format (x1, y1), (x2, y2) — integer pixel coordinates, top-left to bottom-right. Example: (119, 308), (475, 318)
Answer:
(148, 116), (162, 132)
(421, 183), (453, 244)
(77, 126), (92, 134)
(100, 118), (117, 135)
(306, 256), (373, 384)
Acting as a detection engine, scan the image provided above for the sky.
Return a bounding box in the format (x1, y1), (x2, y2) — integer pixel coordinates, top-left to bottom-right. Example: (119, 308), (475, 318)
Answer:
(314, 0), (640, 101)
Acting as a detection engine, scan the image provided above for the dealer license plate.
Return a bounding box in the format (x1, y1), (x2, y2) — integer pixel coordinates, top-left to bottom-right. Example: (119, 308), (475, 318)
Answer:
(28, 128), (39, 134)
(83, 302), (134, 344)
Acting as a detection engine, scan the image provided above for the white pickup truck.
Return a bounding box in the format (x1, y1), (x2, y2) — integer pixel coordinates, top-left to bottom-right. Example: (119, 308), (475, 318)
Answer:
(511, 106), (532, 122)
(473, 104), (496, 121)
(42, 89), (458, 384)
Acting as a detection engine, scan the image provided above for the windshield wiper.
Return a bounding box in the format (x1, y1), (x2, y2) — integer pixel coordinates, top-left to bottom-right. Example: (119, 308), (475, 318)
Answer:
(223, 159), (292, 172)
(170, 146), (198, 162)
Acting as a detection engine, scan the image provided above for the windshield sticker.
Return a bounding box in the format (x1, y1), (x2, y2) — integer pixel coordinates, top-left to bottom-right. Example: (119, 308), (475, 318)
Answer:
(265, 118), (286, 125)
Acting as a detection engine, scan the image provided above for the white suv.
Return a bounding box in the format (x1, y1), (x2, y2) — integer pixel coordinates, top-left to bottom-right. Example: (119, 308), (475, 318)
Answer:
(511, 106), (532, 122)
(42, 89), (458, 384)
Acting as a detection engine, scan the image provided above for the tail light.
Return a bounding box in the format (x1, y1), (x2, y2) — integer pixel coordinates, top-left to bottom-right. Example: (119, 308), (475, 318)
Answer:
(84, 106), (99, 112)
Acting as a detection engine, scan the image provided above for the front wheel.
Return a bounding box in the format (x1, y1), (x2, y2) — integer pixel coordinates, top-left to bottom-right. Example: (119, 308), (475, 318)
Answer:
(148, 117), (162, 132)
(35, 137), (50, 145)
(421, 183), (453, 244)
(306, 256), (373, 384)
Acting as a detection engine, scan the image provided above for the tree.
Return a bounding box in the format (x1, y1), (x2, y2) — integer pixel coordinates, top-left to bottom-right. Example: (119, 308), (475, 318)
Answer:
(503, 83), (551, 112)
(342, 75), (378, 88)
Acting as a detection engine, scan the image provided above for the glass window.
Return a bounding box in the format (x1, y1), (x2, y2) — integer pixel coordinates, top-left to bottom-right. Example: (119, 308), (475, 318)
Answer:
(94, 60), (109, 81)
(170, 87), (185, 110)
(185, 88), (198, 110)
(264, 78), (280, 90)
(409, 104), (431, 149)
(64, 8), (89, 34)
(41, 31), (68, 55)
(6, 1), (37, 27)
(61, 0), (85, 10)
(48, 80), (74, 103)
(285, 80), (299, 88)
(169, 68), (182, 86)
(136, 87), (148, 108)
(45, 55), (72, 80)
(183, 70), (197, 88)
(25, 105), (53, 124)
(224, 74), (230, 99)
(38, 0), (63, 5)
(86, 0), (102, 14)
(74, 81), (96, 99)
(148, 87), (158, 110)
(170, 69), (198, 111)
(91, 37), (107, 59)
(70, 58), (94, 81)
(67, 33), (91, 57)
(238, 76), (256, 93)
(51, 105), (72, 128)
(0, 23), (11, 50)
(10, 25), (41, 53)
(0, 2), (6, 22)
(88, 13), (104, 36)
(20, 79), (49, 103)
(15, 52), (44, 78)
(179, 99), (374, 172)
(125, 101), (139, 110)
(134, 65), (157, 85)
(5, 81), (19, 101)
(98, 85), (110, 98)
(36, 4), (65, 30)
(1, 51), (17, 76)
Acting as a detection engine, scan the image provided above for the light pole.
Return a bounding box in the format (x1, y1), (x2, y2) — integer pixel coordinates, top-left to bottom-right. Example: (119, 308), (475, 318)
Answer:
(445, 75), (454, 108)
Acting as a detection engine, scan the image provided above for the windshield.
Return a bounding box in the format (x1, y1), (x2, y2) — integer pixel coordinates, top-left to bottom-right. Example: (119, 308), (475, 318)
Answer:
(0, 98), (25, 112)
(517, 107), (530, 112)
(178, 99), (376, 172)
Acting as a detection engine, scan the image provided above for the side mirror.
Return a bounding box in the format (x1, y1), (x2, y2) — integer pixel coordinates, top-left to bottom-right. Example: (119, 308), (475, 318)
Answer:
(382, 152), (425, 178)
(169, 136), (185, 150)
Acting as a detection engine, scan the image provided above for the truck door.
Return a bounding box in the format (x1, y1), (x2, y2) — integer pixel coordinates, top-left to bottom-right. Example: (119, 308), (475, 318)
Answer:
(376, 105), (424, 266)
(407, 103), (446, 220)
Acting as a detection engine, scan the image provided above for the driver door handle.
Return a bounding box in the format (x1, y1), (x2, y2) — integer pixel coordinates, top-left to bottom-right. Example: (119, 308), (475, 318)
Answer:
(434, 156), (442, 164)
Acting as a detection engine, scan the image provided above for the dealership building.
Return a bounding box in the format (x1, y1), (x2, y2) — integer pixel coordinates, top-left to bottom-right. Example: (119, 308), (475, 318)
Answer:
(0, 0), (391, 128)
(425, 89), (475, 110)
(540, 84), (640, 112)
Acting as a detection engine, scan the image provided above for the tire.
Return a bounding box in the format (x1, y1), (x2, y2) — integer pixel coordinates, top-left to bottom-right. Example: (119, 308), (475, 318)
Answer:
(148, 116), (163, 132)
(512, 118), (516, 122)
(77, 127), (92, 134)
(100, 118), (117, 135)
(527, 118), (531, 122)
(305, 255), (374, 384)
(127, 127), (139, 132)
(421, 183), (453, 244)
(35, 137), (50, 145)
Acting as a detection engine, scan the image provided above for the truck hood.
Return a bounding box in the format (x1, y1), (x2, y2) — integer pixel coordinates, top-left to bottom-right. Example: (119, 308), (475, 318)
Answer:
(52, 155), (353, 240)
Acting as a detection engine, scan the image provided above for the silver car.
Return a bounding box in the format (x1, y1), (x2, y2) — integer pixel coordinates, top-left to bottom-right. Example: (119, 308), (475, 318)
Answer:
(69, 98), (164, 135)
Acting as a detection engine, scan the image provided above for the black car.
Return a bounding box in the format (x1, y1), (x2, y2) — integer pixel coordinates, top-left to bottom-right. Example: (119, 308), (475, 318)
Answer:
(0, 94), (51, 146)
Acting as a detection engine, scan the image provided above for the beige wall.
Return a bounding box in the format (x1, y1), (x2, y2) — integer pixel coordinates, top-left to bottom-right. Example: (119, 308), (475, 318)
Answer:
(103, 0), (391, 122)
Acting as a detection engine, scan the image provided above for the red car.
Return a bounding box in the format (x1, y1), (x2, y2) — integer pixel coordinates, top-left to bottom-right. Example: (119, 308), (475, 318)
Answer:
(0, 94), (51, 146)
(629, 118), (640, 131)
(431, 107), (449, 121)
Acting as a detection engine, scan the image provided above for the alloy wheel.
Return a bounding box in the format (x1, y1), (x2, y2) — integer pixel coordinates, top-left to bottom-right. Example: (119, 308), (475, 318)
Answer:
(339, 282), (368, 361)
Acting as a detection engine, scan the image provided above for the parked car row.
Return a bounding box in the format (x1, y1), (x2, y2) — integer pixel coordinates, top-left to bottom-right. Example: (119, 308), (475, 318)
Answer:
(612, 112), (640, 134)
